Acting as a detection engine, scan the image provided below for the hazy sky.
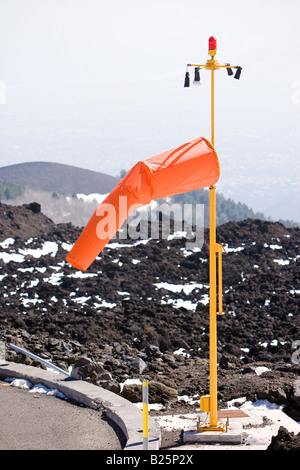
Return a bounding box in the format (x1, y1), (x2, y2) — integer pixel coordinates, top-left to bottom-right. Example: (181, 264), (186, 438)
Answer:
(0, 0), (299, 222)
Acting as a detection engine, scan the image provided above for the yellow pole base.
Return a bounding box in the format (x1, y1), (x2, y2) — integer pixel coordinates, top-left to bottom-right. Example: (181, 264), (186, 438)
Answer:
(197, 420), (228, 433)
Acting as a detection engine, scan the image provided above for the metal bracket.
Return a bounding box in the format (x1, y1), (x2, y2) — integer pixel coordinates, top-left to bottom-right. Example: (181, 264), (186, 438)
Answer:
(215, 243), (224, 315)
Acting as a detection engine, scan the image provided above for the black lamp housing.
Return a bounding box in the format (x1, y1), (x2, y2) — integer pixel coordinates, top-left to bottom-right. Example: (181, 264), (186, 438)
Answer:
(234, 66), (242, 80)
(184, 71), (190, 87)
(226, 64), (233, 76)
(193, 67), (201, 84)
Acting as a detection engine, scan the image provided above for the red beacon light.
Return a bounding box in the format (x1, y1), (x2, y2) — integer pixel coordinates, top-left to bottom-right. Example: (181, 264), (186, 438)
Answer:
(209, 36), (217, 50)
(208, 36), (217, 56)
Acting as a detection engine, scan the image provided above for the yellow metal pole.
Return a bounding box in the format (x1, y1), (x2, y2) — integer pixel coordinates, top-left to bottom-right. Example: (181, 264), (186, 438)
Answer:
(186, 38), (241, 432)
(209, 63), (218, 428)
(209, 190), (218, 427)
(211, 67), (215, 147)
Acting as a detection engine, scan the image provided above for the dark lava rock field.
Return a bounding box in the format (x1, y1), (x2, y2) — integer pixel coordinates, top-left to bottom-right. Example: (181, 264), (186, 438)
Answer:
(0, 201), (300, 427)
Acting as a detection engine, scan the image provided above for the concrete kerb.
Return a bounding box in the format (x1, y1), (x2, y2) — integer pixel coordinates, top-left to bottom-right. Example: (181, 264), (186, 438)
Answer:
(0, 361), (161, 451)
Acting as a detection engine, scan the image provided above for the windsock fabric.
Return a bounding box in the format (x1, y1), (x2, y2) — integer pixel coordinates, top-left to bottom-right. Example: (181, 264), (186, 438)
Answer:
(66, 137), (220, 271)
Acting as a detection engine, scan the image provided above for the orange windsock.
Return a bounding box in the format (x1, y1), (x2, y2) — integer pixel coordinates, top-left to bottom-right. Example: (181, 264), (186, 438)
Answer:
(66, 137), (220, 271)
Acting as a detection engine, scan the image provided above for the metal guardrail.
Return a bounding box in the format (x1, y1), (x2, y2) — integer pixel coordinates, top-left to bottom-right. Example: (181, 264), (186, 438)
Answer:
(9, 343), (70, 377)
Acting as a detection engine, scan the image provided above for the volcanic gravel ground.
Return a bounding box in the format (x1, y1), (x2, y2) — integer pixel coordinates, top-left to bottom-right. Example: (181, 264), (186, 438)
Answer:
(0, 202), (300, 439)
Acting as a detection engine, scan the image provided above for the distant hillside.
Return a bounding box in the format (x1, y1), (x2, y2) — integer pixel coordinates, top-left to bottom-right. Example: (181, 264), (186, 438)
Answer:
(0, 161), (298, 228)
(0, 181), (24, 200)
(171, 189), (266, 227)
(0, 162), (120, 195)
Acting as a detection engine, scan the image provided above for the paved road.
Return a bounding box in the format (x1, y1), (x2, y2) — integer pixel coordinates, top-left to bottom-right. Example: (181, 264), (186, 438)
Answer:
(0, 381), (126, 450)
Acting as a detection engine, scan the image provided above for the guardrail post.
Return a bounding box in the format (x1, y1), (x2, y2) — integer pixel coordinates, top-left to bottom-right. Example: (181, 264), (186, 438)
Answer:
(0, 341), (5, 364)
(143, 381), (149, 450)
